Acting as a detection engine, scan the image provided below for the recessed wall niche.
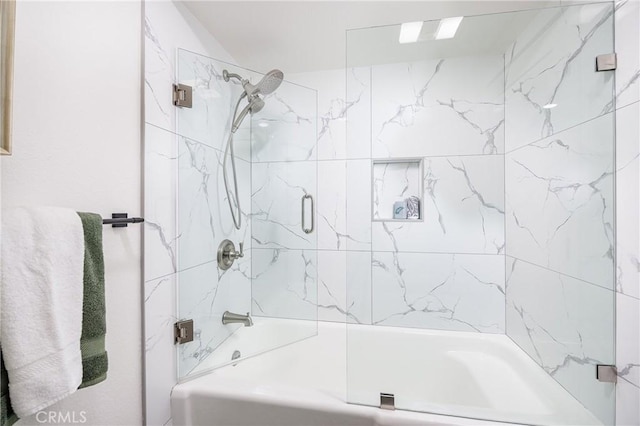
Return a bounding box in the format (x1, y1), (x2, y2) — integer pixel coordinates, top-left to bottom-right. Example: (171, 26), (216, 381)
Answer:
(372, 158), (423, 221)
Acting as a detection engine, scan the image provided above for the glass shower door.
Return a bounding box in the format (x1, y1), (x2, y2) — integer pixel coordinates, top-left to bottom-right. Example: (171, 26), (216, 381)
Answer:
(174, 49), (318, 380)
(346, 3), (616, 425)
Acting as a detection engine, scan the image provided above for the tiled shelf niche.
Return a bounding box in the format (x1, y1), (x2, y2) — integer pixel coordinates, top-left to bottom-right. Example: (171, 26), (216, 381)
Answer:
(372, 158), (424, 222)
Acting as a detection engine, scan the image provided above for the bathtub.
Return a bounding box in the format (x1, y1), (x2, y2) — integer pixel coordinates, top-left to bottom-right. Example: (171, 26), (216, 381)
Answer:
(171, 319), (601, 426)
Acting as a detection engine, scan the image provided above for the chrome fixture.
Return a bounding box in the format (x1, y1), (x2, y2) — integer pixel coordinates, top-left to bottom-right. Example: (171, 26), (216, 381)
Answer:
(174, 319), (194, 344)
(172, 83), (192, 108)
(217, 239), (244, 270)
(222, 311), (253, 327)
(221, 68), (285, 230)
(596, 53), (617, 72)
(301, 194), (314, 234)
(596, 365), (617, 383)
(231, 350), (241, 366)
(380, 393), (395, 410)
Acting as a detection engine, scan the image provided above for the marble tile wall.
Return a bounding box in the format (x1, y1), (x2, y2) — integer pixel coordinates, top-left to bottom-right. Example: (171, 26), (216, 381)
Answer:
(613, 1), (640, 423)
(144, 3), (255, 425)
(504, 1), (640, 424)
(291, 53), (507, 332)
(293, 1), (640, 423)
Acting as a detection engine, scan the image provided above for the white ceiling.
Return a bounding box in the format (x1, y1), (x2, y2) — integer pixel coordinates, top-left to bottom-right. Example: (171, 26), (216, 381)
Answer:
(181, 0), (560, 74)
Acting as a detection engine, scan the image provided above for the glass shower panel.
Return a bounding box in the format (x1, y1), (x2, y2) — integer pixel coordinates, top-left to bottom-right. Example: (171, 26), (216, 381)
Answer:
(250, 79), (319, 337)
(346, 3), (615, 425)
(175, 49), (317, 380)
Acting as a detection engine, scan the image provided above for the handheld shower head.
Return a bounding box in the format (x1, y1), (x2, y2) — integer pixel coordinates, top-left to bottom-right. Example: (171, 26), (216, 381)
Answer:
(232, 95), (264, 133)
(242, 69), (284, 96)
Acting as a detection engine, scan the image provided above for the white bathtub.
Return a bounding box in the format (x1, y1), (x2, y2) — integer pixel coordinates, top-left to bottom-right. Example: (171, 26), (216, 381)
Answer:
(171, 319), (601, 426)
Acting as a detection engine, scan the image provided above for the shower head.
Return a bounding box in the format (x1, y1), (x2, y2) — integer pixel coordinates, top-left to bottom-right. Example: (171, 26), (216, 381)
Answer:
(223, 68), (284, 97)
(242, 69), (284, 96)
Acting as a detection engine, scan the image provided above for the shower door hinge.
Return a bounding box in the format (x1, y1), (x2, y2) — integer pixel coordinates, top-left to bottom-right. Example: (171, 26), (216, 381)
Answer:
(596, 364), (617, 383)
(173, 83), (193, 108)
(596, 53), (617, 72)
(174, 319), (194, 344)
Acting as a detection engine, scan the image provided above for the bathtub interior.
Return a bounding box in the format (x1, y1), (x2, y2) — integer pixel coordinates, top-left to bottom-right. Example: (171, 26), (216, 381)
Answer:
(172, 320), (601, 426)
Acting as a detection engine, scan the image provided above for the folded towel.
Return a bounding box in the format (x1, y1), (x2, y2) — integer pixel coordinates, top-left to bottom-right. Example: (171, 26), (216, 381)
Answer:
(0, 207), (84, 418)
(77, 212), (108, 388)
(0, 352), (18, 426)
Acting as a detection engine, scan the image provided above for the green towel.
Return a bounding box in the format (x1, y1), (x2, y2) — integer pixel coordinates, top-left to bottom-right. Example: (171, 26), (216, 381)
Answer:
(77, 212), (108, 388)
(0, 352), (18, 426)
(0, 213), (108, 426)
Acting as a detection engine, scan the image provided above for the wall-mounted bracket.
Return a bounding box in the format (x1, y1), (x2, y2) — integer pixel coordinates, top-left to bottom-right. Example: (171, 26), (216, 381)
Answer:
(596, 364), (617, 383)
(173, 83), (193, 108)
(174, 319), (194, 344)
(596, 54), (617, 72)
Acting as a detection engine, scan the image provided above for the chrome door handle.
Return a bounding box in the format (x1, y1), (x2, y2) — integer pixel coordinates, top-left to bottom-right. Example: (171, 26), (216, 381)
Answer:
(301, 194), (314, 234)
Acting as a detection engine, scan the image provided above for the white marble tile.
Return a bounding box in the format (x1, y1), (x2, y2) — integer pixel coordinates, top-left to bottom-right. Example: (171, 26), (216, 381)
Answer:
(346, 67), (372, 160)
(251, 81), (317, 162)
(315, 250), (373, 325)
(505, 2), (615, 151)
(505, 258), (615, 425)
(251, 161), (317, 250)
(616, 375), (640, 426)
(176, 49), (256, 163)
(177, 256), (251, 378)
(346, 251), (372, 325)
(145, 124), (178, 281)
(317, 160), (347, 250)
(144, 274), (176, 426)
(144, 1), (235, 133)
(371, 55), (504, 158)
(372, 252), (505, 333)
(372, 155), (504, 254)
(177, 136), (251, 271)
(617, 292), (640, 389)
(251, 248), (317, 321)
(346, 159), (372, 251)
(289, 69), (349, 160)
(505, 112), (615, 289)
(317, 250), (347, 322)
(616, 103), (640, 298)
(613, 0), (640, 110)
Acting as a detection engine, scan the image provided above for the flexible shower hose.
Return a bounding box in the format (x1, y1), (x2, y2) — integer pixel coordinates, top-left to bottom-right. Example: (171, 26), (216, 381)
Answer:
(222, 96), (244, 230)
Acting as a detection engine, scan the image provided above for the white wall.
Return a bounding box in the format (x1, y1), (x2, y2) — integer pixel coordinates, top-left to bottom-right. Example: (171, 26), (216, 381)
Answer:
(1, 1), (143, 425)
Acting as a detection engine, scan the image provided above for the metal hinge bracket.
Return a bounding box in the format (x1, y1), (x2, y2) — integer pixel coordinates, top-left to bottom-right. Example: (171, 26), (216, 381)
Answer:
(174, 319), (194, 344)
(596, 364), (617, 383)
(173, 83), (193, 108)
(596, 54), (617, 72)
(380, 393), (395, 410)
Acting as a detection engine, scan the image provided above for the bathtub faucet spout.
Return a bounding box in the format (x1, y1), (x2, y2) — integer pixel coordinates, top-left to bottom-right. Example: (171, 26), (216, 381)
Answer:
(222, 311), (253, 327)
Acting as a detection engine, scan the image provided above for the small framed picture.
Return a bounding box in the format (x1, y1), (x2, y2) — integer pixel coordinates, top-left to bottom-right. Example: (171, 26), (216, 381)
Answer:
(1, 0), (15, 156)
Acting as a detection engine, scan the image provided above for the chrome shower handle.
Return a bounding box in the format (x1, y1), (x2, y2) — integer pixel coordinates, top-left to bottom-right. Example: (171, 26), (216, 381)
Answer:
(301, 194), (314, 234)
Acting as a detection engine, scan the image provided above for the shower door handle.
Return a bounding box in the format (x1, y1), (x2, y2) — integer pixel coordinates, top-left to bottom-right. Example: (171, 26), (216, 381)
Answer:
(301, 194), (314, 234)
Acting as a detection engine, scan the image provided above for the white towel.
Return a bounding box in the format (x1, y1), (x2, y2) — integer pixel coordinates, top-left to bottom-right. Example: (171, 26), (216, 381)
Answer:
(1, 207), (84, 417)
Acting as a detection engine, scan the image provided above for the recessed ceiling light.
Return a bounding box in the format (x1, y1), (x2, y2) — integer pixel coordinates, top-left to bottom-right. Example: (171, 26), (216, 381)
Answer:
(258, 121), (269, 128)
(399, 21), (424, 44)
(543, 103), (558, 109)
(435, 16), (463, 40)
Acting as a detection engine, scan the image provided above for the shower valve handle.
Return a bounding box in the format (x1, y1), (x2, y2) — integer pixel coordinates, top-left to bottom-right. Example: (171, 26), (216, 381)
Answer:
(231, 242), (244, 260)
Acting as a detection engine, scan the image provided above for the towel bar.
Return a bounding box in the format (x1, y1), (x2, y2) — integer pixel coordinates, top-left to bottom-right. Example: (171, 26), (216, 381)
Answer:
(102, 213), (144, 228)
